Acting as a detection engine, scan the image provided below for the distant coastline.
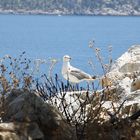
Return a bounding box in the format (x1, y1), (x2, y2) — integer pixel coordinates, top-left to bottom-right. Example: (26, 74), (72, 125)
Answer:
(1, 0), (140, 16)
(0, 9), (140, 16)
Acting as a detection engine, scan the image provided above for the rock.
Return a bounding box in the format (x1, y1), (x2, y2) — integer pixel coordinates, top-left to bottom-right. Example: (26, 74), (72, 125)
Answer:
(119, 62), (140, 73)
(2, 89), (76, 140)
(0, 132), (20, 140)
(0, 122), (44, 140)
(111, 45), (140, 72)
(47, 91), (86, 119)
(103, 45), (140, 85)
(100, 45), (140, 115)
(131, 76), (140, 92)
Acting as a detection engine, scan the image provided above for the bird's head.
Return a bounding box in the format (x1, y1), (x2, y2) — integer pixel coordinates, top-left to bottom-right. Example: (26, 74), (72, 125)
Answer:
(63, 55), (71, 62)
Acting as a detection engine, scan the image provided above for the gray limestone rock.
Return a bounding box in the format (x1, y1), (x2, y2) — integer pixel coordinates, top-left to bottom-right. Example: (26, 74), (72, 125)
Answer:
(2, 89), (76, 140)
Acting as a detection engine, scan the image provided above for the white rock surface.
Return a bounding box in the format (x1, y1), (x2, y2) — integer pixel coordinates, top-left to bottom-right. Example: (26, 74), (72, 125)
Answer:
(46, 90), (90, 120)
(103, 45), (140, 109)
(48, 45), (140, 120)
(111, 45), (140, 71)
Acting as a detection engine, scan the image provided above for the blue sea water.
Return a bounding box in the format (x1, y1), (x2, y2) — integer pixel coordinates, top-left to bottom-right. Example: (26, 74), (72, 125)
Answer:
(0, 15), (140, 80)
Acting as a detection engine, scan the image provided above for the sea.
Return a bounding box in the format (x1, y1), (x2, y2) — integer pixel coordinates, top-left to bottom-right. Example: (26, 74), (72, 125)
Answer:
(0, 14), (140, 82)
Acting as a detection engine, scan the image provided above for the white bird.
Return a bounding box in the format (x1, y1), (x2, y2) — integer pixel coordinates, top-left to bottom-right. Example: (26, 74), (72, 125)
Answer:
(62, 55), (96, 83)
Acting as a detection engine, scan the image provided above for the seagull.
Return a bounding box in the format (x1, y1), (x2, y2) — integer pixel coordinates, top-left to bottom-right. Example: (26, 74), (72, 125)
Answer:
(62, 55), (96, 83)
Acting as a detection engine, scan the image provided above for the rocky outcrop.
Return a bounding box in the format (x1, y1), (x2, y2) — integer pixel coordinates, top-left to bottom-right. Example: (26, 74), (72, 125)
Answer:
(101, 45), (140, 111)
(1, 45), (140, 140)
(0, 89), (76, 140)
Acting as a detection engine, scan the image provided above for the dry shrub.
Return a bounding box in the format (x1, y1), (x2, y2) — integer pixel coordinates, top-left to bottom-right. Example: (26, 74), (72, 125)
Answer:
(0, 44), (140, 140)
(37, 74), (133, 140)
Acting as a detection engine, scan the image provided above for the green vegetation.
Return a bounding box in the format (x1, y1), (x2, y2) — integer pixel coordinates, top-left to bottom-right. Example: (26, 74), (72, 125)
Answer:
(0, 0), (140, 15)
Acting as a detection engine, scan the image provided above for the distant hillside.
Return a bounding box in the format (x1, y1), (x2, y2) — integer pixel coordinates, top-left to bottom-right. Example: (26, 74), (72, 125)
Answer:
(0, 0), (140, 15)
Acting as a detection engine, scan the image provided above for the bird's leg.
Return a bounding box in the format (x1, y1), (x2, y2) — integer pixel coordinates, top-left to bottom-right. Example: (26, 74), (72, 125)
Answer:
(70, 82), (76, 91)
(75, 83), (79, 91)
(66, 80), (74, 91)
(86, 81), (90, 91)
(66, 73), (71, 91)
(86, 81), (95, 91)
(66, 80), (70, 91)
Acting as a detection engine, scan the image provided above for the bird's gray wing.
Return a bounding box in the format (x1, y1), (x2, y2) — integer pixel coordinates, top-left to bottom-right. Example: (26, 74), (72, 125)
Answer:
(70, 68), (91, 80)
